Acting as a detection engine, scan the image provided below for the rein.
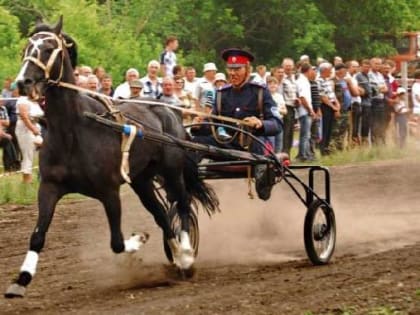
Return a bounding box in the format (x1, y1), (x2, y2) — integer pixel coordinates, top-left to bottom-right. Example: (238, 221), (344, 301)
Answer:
(58, 81), (255, 127)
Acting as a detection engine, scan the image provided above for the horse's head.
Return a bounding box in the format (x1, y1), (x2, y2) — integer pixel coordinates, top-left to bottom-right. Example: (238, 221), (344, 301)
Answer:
(16, 16), (78, 100)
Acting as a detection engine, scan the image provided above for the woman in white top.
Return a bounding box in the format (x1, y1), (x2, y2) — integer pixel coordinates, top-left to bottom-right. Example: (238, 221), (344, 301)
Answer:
(267, 76), (287, 153)
(15, 96), (44, 183)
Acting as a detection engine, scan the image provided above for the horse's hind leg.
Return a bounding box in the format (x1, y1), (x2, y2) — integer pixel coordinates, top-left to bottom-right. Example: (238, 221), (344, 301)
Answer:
(130, 178), (175, 241)
(5, 182), (64, 298)
(131, 177), (193, 269)
(163, 172), (195, 269)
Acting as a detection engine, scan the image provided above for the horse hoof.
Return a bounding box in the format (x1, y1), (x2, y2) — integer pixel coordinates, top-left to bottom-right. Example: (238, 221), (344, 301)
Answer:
(139, 232), (150, 243)
(173, 249), (195, 270)
(4, 283), (26, 298)
(178, 265), (196, 279)
(124, 232), (149, 253)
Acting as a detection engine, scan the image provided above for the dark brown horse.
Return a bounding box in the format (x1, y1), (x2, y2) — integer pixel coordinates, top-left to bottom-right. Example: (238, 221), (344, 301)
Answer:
(5, 17), (218, 298)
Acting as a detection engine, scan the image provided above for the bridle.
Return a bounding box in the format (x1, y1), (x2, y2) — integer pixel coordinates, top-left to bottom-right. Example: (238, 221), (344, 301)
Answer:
(22, 31), (69, 85)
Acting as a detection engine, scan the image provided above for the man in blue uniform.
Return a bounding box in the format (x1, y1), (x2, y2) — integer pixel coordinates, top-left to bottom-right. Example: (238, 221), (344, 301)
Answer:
(192, 48), (282, 200)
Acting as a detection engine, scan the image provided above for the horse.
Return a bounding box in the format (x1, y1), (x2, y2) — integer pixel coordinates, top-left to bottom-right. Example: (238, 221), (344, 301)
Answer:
(5, 17), (219, 298)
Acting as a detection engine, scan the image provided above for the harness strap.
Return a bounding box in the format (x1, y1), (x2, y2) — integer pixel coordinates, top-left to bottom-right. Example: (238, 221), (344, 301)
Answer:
(257, 87), (264, 119)
(120, 125), (137, 183)
(217, 90), (222, 114)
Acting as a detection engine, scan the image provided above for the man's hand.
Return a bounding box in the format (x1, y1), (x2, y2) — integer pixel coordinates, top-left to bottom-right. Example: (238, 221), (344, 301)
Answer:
(243, 116), (263, 129)
(190, 115), (204, 130)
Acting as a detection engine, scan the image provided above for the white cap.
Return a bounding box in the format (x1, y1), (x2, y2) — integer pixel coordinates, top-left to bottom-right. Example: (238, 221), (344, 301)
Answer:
(203, 62), (217, 72)
(300, 54), (309, 61)
(148, 60), (160, 68)
(397, 87), (406, 94)
(215, 72), (227, 82)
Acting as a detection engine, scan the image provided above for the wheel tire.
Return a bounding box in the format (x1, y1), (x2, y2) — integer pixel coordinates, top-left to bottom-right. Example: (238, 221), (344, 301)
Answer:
(304, 199), (336, 265)
(163, 203), (200, 263)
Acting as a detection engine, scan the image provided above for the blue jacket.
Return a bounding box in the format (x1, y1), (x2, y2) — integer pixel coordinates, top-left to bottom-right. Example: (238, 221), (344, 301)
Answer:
(212, 81), (282, 136)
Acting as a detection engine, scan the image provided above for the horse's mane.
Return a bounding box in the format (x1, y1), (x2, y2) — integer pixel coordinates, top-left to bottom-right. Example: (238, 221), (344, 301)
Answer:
(30, 23), (78, 69)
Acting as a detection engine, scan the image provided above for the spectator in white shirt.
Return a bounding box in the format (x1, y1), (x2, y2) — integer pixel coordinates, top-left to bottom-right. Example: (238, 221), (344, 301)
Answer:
(296, 63), (316, 161)
(141, 60), (162, 99)
(113, 68), (139, 99)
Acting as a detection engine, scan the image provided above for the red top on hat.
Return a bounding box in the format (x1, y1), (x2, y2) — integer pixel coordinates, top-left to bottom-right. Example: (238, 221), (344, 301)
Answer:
(226, 55), (250, 66)
(221, 48), (254, 68)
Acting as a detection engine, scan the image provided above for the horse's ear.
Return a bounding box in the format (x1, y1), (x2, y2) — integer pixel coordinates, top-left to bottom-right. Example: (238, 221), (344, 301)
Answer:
(35, 16), (43, 26)
(53, 15), (63, 35)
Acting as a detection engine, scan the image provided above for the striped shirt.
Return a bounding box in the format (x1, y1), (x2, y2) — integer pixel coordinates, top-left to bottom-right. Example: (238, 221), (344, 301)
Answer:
(310, 80), (321, 111)
(317, 77), (336, 102)
(0, 106), (9, 132)
(282, 75), (298, 107)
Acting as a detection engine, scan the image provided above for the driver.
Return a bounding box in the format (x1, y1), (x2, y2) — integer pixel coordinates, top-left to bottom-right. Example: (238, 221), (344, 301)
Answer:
(192, 48), (283, 200)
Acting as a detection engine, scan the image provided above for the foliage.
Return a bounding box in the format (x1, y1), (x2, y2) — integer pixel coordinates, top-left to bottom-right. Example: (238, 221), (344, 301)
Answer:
(0, 6), (24, 84)
(315, 0), (420, 59)
(0, 0), (419, 83)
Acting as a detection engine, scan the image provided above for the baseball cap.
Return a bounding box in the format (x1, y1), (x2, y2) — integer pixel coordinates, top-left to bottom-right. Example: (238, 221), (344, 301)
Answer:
(129, 79), (143, 89)
(334, 63), (347, 71)
(397, 87), (406, 94)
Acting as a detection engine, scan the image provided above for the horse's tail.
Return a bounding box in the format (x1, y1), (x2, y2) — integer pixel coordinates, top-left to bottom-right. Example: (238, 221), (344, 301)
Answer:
(183, 157), (220, 216)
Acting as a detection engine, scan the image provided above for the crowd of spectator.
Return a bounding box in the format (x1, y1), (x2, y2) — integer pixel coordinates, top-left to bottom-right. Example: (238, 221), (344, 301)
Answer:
(2, 34), (420, 181)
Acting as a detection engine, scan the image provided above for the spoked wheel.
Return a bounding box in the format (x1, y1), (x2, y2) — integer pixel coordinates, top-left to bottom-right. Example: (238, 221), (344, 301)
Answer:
(163, 203), (200, 263)
(304, 199), (336, 265)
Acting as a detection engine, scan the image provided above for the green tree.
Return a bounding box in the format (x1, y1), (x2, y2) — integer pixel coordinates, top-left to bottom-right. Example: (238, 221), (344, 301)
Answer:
(221, 0), (335, 66)
(315, 0), (420, 59)
(0, 6), (23, 83)
(1, 0), (419, 83)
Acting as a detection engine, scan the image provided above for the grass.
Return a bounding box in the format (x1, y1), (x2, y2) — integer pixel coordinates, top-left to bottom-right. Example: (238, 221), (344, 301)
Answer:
(0, 173), (39, 205)
(290, 138), (420, 167)
(0, 170), (86, 205)
(303, 306), (404, 315)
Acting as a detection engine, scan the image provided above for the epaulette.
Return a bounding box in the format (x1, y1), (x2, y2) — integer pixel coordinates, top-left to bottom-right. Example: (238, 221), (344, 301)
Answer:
(219, 84), (232, 91)
(249, 81), (265, 88)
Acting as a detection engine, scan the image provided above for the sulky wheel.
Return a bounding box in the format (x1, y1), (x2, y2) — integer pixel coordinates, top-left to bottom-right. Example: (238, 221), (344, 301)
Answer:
(304, 199), (336, 265)
(163, 202), (200, 263)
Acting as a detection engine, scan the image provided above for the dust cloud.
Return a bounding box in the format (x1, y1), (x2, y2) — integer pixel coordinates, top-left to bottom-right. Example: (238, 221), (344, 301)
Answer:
(75, 160), (420, 285)
(198, 179), (305, 264)
(199, 160), (420, 264)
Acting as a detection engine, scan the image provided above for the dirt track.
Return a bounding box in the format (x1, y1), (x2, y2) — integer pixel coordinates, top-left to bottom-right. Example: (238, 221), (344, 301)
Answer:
(1, 160), (420, 314)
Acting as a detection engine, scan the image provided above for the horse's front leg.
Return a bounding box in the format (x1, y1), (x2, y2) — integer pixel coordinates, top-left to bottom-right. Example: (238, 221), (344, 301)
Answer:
(5, 182), (65, 298)
(101, 191), (148, 254)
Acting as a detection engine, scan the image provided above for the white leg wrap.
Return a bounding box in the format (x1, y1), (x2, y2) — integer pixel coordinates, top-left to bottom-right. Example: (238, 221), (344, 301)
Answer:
(124, 233), (149, 253)
(168, 237), (194, 270)
(20, 251), (39, 276)
(180, 231), (192, 251)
